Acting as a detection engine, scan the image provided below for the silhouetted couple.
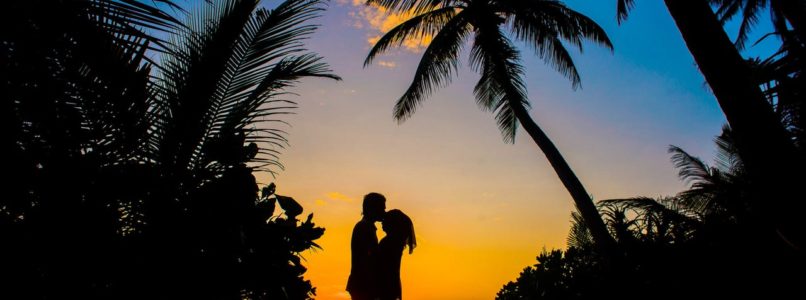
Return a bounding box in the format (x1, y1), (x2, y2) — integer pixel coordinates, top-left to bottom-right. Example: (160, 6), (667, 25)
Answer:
(346, 193), (417, 300)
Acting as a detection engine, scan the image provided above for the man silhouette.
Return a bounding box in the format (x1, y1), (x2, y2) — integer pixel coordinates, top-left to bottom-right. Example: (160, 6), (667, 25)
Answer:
(346, 193), (386, 300)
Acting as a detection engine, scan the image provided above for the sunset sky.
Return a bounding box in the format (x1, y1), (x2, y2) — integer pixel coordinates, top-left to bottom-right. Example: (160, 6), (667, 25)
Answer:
(246, 0), (777, 299)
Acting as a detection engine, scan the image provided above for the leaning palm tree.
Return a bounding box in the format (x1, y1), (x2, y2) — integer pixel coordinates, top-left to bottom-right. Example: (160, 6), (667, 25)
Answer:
(616, 0), (804, 249)
(364, 0), (617, 252)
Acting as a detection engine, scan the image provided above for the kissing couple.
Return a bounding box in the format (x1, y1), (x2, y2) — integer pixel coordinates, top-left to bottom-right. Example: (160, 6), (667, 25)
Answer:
(346, 193), (416, 300)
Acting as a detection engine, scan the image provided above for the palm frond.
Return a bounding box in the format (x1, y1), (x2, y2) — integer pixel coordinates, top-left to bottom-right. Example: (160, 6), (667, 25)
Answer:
(364, 6), (459, 67)
(668, 145), (713, 186)
(508, 0), (612, 89)
(88, 0), (184, 54)
(155, 0), (261, 172)
(601, 197), (695, 219)
(557, 5), (613, 50)
(598, 201), (638, 243)
(221, 53), (338, 135)
(202, 0), (337, 171)
(567, 212), (594, 249)
(734, 0), (765, 50)
(599, 197), (700, 243)
(152, 0), (336, 179)
(713, 125), (744, 174)
(668, 138), (748, 217)
(508, 0), (612, 49)
(392, 9), (472, 121)
(509, 10), (579, 89)
(770, 0), (806, 38)
(616, 0), (635, 24)
(711, 0), (806, 50)
(470, 19), (529, 143)
(712, 0), (742, 24)
(366, 0), (444, 15)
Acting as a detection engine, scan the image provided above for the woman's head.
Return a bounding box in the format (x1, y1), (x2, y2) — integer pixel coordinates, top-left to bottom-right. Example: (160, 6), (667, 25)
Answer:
(382, 209), (416, 254)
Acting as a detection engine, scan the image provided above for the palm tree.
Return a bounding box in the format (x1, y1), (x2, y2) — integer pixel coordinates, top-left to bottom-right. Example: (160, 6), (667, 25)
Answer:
(616, 0), (804, 250)
(364, 0), (617, 253)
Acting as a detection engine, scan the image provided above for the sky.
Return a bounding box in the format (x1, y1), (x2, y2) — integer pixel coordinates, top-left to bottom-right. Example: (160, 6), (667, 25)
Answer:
(243, 0), (779, 299)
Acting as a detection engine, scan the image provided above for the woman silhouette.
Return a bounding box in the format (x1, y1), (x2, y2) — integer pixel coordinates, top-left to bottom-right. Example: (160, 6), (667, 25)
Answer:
(376, 209), (416, 300)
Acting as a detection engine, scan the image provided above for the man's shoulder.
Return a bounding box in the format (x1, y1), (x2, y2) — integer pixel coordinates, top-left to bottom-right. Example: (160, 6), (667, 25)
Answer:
(353, 219), (376, 232)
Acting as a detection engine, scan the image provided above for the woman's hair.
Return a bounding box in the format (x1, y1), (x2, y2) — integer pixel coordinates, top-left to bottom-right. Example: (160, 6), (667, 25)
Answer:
(385, 209), (417, 254)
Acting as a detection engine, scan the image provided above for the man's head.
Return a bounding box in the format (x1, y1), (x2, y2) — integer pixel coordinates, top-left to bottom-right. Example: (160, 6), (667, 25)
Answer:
(362, 192), (386, 222)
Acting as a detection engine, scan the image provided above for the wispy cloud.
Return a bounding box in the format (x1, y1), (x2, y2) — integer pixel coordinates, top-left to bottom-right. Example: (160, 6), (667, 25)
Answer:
(314, 192), (354, 206)
(377, 60), (397, 68)
(341, 0), (432, 53)
(326, 192), (354, 203)
(313, 192), (355, 206)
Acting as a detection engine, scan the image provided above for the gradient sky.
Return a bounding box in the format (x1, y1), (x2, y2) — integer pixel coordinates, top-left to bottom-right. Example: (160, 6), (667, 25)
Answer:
(246, 1), (778, 299)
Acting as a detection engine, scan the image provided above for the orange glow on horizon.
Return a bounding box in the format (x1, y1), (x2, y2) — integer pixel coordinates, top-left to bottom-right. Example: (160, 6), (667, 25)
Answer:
(265, 178), (577, 300)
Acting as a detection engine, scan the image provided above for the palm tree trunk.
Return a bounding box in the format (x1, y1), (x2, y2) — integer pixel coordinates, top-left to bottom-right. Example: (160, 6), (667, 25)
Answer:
(664, 0), (804, 248)
(511, 103), (617, 254)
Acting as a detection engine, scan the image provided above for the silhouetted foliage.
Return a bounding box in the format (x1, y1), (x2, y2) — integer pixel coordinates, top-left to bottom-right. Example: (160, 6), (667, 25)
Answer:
(497, 247), (603, 300)
(2, 0), (334, 298)
(497, 126), (806, 299)
(750, 28), (806, 153)
(711, 0), (806, 50)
